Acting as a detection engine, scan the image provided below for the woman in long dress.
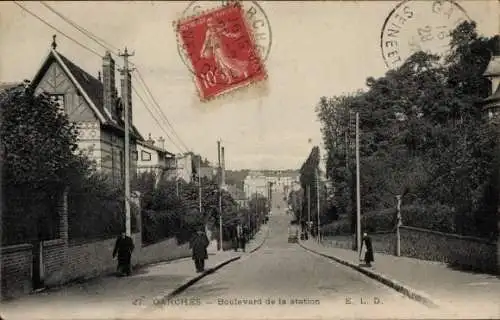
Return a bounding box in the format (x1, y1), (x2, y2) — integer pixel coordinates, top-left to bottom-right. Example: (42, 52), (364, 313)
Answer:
(360, 232), (374, 267)
(200, 17), (249, 84)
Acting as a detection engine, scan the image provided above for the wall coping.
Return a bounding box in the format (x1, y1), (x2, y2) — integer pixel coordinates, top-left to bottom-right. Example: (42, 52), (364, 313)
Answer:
(43, 238), (66, 247)
(69, 233), (141, 247)
(1, 243), (33, 254)
(400, 225), (496, 245)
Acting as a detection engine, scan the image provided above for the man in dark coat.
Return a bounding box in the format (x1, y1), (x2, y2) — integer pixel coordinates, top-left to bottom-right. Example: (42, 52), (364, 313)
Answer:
(235, 223), (246, 252)
(360, 232), (374, 267)
(190, 229), (209, 272)
(113, 232), (135, 276)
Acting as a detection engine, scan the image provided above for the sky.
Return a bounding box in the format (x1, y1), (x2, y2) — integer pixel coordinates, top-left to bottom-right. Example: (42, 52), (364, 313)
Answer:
(0, 1), (498, 170)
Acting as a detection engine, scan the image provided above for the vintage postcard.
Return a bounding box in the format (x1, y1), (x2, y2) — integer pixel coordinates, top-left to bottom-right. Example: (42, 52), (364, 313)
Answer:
(0, 1), (499, 320)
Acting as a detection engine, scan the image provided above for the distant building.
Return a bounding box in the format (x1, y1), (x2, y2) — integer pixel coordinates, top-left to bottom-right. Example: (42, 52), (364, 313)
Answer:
(482, 37), (500, 118)
(243, 170), (300, 198)
(136, 134), (176, 185)
(199, 166), (217, 180)
(28, 37), (144, 184)
(226, 184), (248, 208)
(174, 152), (194, 183)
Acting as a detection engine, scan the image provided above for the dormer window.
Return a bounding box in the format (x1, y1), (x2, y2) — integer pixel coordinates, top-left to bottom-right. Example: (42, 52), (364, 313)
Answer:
(49, 94), (65, 114)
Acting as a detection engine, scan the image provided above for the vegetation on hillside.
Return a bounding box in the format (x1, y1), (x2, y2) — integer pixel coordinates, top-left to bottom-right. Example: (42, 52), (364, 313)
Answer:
(315, 22), (499, 238)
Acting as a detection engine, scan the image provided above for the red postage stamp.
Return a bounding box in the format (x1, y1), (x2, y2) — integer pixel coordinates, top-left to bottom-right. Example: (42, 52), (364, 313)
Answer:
(176, 3), (267, 101)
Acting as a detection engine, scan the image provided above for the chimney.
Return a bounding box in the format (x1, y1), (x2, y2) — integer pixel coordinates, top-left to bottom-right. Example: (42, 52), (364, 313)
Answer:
(157, 136), (165, 150)
(120, 69), (133, 126)
(494, 35), (500, 56)
(102, 51), (116, 117)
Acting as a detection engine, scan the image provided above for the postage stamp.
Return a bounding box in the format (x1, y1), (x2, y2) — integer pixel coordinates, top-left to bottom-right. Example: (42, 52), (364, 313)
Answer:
(176, 2), (268, 101)
(177, 0), (272, 74)
(380, 0), (470, 69)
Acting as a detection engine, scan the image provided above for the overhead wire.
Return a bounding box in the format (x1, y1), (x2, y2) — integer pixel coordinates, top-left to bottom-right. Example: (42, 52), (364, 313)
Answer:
(39, 1), (190, 153)
(15, 1), (189, 154)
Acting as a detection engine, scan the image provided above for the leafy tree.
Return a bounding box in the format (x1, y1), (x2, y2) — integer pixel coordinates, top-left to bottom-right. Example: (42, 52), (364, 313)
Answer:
(1, 83), (85, 244)
(315, 21), (498, 238)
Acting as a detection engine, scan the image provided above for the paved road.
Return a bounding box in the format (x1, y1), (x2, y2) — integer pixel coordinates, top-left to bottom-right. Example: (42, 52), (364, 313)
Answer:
(147, 193), (434, 319)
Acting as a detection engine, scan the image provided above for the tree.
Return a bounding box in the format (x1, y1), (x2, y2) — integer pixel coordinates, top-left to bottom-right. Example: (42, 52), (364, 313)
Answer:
(314, 21), (498, 238)
(1, 83), (85, 244)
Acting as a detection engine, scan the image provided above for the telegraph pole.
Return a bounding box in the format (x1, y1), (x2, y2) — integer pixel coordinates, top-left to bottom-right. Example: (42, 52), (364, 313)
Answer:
(119, 47), (134, 237)
(356, 112), (361, 253)
(198, 156), (202, 213)
(316, 168), (321, 243)
(217, 140), (223, 251)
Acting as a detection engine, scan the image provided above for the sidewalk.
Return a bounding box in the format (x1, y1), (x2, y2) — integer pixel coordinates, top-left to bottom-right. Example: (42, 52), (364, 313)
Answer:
(300, 239), (500, 318)
(0, 226), (268, 320)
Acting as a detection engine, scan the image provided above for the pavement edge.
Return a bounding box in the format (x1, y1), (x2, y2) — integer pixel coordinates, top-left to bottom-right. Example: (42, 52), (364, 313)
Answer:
(159, 225), (270, 303)
(298, 240), (440, 309)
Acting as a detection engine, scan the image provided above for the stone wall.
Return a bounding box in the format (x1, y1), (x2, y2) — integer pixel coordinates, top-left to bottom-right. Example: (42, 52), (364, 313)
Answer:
(322, 233), (395, 255)
(1, 244), (33, 300)
(400, 226), (497, 273)
(1, 234), (191, 300)
(322, 226), (498, 274)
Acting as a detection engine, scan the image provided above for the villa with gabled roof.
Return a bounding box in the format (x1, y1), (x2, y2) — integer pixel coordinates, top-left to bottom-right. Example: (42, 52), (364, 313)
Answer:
(30, 36), (144, 184)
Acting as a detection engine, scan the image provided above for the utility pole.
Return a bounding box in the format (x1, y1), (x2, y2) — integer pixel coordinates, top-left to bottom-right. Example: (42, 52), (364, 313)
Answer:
(396, 195), (402, 257)
(356, 112), (361, 254)
(221, 146), (226, 188)
(316, 167), (321, 243)
(198, 156), (202, 213)
(217, 140), (223, 251)
(119, 47), (134, 236)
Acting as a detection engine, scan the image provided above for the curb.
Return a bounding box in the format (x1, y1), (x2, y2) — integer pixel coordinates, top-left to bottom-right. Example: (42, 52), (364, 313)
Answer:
(164, 256), (242, 300)
(298, 240), (440, 309)
(153, 226), (270, 306)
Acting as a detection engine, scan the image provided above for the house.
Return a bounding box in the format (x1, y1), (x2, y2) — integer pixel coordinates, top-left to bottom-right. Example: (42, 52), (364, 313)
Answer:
(136, 134), (176, 184)
(226, 184), (248, 208)
(243, 170), (300, 198)
(482, 36), (500, 118)
(174, 152), (194, 183)
(30, 36), (144, 183)
(199, 166), (217, 180)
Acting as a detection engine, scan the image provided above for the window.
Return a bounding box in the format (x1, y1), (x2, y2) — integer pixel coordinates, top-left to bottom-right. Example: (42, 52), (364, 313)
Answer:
(49, 94), (65, 114)
(141, 150), (151, 161)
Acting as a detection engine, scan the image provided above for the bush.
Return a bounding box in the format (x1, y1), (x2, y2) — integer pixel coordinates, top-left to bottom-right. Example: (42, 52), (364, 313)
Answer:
(362, 208), (397, 232)
(321, 218), (352, 236)
(2, 185), (60, 245)
(402, 204), (455, 233)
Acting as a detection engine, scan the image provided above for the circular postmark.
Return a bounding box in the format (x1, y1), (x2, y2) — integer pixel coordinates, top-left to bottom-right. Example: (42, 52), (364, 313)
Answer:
(381, 0), (471, 69)
(176, 0), (272, 74)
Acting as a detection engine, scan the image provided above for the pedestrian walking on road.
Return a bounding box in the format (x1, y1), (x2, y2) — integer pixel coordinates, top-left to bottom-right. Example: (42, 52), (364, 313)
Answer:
(190, 229), (209, 272)
(236, 223), (246, 252)
(112, 232), (135, 276)
(360, 232), (374, 267)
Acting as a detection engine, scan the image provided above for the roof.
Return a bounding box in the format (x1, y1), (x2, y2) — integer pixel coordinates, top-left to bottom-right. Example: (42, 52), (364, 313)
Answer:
(483, 56), (500, 77)
(31, 48), (143, 141)
(199, 166), (216, 178)
(137, 139), (175, 157)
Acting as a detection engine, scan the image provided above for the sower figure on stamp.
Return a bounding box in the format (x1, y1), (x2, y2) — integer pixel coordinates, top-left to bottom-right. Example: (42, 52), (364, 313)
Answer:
(113, 232), (135, 276)
(200, 17), (249, 84)
(359, 232), (374, 267)
(190, 228), (209, 273)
